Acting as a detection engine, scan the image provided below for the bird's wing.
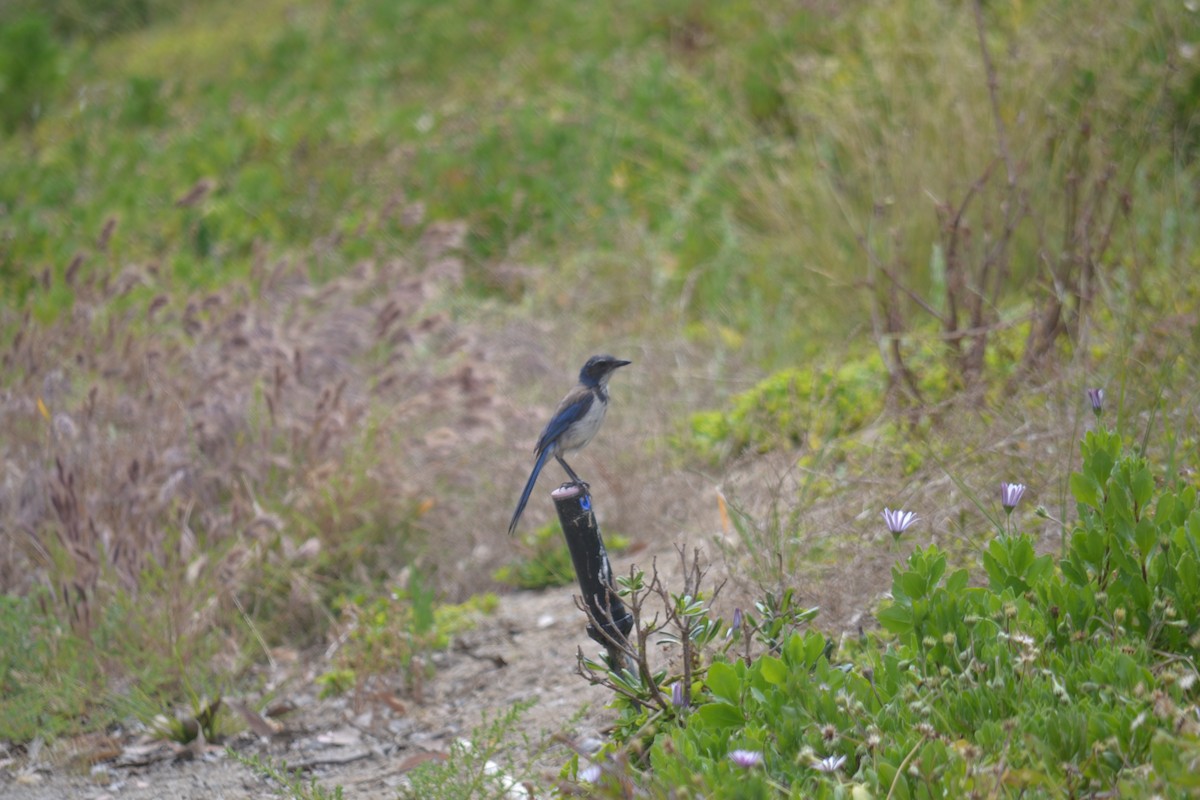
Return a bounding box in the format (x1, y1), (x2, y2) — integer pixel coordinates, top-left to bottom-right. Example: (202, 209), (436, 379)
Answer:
(534, 388), (594, 455)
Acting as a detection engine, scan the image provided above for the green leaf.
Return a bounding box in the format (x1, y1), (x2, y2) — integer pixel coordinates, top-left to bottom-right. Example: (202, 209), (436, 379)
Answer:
(706, 661), (741, 704)
(758, 654), (787, 686)
(876, 761), (910, 800)
(1151, 731), (1200, 787)
(1187, 509), (1200, 542)
(803, 631), (828, 666)
(945, 568), (969, 595)
(1183, 486), (1199, 514)
(1134, 518), (1157, 560)
(1177, 551), (1198, 589)
(1155, 493), (1177, 526)
(1084, 431), (1119, 483)
(1108, 540), (1140, 578)
(784, 632), (807, 666)
(982, 547), (1005, 591)
(1027, 553), (1055, 587)
(1124, 573), (1151, 608)
(877, 602), (913, 635)
(927, 551), (947, 587)
(899, 570), (929, 601)
(692, 701), (743, 731)
(1070, 471), (1103, 508)
(1079, 526), (1107, 565)
(1131, 466), (1154, 512)
(1060, 557), (1088, 586)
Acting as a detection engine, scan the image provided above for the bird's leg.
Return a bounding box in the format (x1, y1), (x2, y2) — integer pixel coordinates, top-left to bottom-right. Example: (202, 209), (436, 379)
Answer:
(555, 454), (588, 489)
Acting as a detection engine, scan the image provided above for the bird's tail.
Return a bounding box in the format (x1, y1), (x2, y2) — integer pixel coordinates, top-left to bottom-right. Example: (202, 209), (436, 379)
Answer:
(508, 447), (551, 536)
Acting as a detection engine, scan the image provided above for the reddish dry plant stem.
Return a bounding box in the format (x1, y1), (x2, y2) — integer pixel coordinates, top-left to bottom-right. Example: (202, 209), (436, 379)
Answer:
(859, 0), (1131, 400)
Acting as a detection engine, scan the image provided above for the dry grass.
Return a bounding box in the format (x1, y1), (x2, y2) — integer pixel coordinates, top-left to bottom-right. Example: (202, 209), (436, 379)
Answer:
(0, 206), (754, 693)
(0, 220), (508, 664)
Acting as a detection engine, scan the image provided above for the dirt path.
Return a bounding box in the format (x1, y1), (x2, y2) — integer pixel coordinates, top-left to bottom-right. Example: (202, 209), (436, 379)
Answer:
(0, 586), (626, 800)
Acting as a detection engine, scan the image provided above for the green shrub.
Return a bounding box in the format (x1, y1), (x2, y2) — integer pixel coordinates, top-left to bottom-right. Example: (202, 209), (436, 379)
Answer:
(588, 428), (1200, 797)
(685, 356), (890, 461)
(0, 592), (106, 741)
(0, 14), (63, 132)
(1, 0), (186, 39)
(120, 75), (169, 126)
(683, 317), (1042, 463)
(319, 576), (498, 699)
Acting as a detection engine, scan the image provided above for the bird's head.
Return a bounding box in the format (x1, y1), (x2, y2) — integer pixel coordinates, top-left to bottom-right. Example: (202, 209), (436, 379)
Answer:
(579, 354), (632, 388)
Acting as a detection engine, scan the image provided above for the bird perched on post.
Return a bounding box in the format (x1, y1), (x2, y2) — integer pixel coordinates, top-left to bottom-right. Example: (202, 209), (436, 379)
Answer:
(508, 354), (632, 535)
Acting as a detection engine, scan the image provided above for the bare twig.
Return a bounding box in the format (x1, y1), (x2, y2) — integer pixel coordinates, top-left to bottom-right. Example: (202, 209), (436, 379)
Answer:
(855, 233), (927, 405)
(867, 241), (947, 325)
(972, 0), (1015, 187)
(575, 549), (726, 716)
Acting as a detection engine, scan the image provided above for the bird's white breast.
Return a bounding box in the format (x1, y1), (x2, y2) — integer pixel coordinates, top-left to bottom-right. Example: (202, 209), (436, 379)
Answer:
(557, 396), (607, 453)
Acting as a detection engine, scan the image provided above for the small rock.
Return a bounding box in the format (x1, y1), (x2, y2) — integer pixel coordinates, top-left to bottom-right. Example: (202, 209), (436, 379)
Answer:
(15, 771), (43, 785)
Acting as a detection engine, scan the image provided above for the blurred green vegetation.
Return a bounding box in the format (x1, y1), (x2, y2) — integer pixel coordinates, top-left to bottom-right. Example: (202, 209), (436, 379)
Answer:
(3, 0), (1193, 363)
(0, 14), (65, 133)
(683, 320), (1029, 464)
(319, 576), (498, 699)
(1, 0), (189, 39)
(0, 591), (108, 742)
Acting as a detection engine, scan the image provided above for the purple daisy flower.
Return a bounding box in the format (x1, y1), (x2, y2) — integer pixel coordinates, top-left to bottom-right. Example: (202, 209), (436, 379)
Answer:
(811, 754), (847, 773)
(1000, 482), (1026, 514)
(729, 749), (763, 768)
(881, 508), (919, 541)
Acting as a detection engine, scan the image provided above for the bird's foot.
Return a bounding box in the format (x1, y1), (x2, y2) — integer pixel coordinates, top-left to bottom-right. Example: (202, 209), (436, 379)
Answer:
(561, 479), (590, 492)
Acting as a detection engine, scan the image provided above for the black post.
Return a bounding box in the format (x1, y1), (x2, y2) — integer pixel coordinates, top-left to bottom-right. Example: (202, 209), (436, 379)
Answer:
(551, 483), (634, 672)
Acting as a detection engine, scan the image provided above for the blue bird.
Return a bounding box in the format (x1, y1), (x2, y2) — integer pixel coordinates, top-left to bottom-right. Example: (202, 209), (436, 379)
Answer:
(508, 354), (632, 535)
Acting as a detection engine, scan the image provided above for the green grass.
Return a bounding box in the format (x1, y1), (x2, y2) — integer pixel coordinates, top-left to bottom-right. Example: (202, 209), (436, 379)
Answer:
(6, 0), (1192, 360)
(0, 592), (109, 742)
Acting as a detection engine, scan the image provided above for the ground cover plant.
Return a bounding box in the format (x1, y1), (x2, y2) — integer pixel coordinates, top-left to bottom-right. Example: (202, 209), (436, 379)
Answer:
(1, 0), (1199, 797)
(563, 420), (1200, 797)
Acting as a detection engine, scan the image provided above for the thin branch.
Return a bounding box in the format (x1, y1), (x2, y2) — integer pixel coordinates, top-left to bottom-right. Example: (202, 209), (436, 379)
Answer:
(972, 0), (1015, 186)
(855, 231), (932, 406)
(939, 159), (997, 340)
(866, 244), (947, 324)
(886, 276), (926, 405)
(876, 312), (1032, 345)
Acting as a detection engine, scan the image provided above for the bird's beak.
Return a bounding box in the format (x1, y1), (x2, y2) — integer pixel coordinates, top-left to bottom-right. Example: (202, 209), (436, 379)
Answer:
(614, 359), (632, 368)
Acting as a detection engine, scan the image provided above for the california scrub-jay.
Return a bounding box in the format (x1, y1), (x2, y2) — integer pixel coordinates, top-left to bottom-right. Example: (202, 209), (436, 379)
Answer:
(508, 354), (631, 535)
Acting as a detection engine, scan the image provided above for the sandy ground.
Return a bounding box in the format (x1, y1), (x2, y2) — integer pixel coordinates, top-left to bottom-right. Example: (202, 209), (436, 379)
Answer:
(0, 584), (634, 800)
